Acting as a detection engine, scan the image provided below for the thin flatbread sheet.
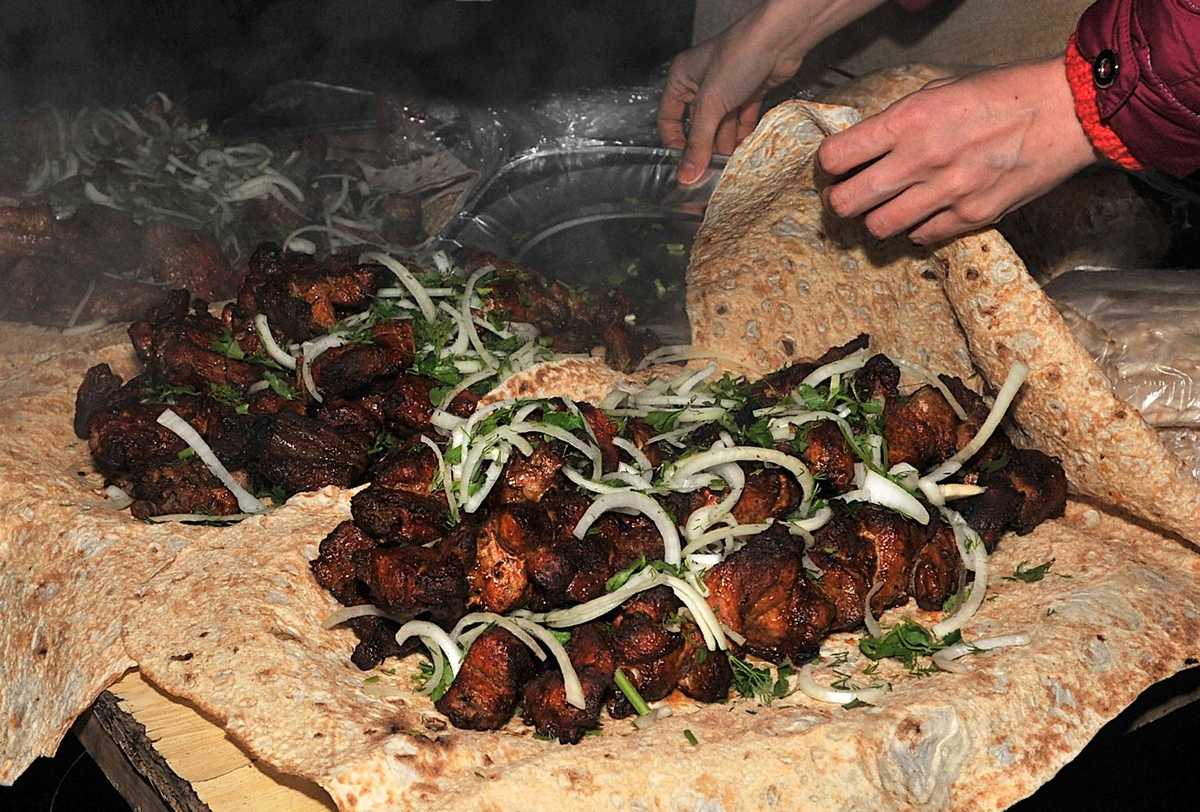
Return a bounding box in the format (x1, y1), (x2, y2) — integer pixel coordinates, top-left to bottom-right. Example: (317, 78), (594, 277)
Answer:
(121, 493), (1200, 811)
(687, 101), (975, 382)
(0, 323), (176, 780)
(938, 233), (1200, 542)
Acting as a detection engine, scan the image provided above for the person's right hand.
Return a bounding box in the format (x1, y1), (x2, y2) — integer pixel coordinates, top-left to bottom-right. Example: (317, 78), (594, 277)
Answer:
(658, 0), (889, 185)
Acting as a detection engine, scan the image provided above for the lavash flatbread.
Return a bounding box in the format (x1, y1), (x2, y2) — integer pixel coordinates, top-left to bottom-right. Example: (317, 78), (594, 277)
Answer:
(4, 96), (1200, 812)
(0, 323), (169, 780)
(686, 102), (975, 383)
(689, 98), (1200, 545)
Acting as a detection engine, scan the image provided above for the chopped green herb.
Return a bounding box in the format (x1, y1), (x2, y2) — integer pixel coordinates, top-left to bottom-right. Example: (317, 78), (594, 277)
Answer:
(730, 656), (777, 704)
(683, 729), (699, 746)
(614, 669), (652, 717)
(210, 328), (246, 360)
(842, 698), (874, 710)
(1003, 558), (1055, 583)
(262, 370), (299, 400)
(859, 619), (962, 671)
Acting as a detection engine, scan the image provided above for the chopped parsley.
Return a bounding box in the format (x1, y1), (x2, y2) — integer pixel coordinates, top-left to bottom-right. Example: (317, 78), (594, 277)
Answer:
(1003, 558), (1055, 583)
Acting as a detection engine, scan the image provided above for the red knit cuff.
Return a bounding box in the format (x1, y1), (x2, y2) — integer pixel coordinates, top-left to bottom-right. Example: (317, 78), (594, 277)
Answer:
(1066, 34), (1144, 171)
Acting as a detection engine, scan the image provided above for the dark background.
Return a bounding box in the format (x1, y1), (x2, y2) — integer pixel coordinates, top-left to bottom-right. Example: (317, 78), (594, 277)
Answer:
(0, 0), (694, 122)
(2, 1), (1200, 810)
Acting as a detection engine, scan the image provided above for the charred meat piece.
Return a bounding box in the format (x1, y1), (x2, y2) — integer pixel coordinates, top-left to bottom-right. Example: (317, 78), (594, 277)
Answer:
(796, 420), (856, 493)
(140, 222), (237, 303)
(732, 468), (801, 524)
(746, 334), (869, 409)
(522, 667), (609, 744)
(354, 544), (467, 623)
(351, 485), (449, 544)
(437, 628), (540, 731)
(368, 437), (441, 495)
(232, 244), (388, 342)
(310, 333), (415, 401)
(884, 386), (960, 470)
(128, 290), (262, 392)
(311, 520), (381, 605)
(522, 622), (615, 743)
(909, 522), (964, 611)
(74, 363), (124, 440)
(853, 353), (901, 401)
(990, 448), (1068, 533)
(856, 504), (927, 613)
(704, 525), (835, 663)
(492, 445), (564, 504)
(675, 640), (733, 703)
(611, 586), (682, 665)
(467, 503), (554, 614)
(122, 458), (244, 519)
(956, 476), (1026, 552)
(249, 410), (370, 493)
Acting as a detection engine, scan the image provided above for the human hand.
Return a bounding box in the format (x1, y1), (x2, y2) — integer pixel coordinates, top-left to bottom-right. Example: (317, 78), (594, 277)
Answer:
(659, 0), (888, 186)
(817, 56), (1101, 244)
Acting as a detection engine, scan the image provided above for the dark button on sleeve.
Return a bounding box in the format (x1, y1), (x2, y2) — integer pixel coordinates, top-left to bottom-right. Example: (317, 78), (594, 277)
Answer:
(1092, 49), (1119, 89)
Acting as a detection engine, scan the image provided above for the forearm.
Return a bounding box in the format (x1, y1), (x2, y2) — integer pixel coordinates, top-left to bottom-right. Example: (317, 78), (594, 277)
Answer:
(744, 0), (893, 57)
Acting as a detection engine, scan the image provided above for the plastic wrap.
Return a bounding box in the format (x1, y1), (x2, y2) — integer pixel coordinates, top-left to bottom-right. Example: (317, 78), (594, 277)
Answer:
(1046, 267), (1200, 478)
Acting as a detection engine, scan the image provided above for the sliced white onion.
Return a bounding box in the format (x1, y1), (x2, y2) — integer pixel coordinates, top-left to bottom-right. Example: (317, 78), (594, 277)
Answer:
(322, 603), (404, 629)
(933, 634), (1031, 674)
(299, 333), (349, 404)
(418, 435), (458, 524)
(253, 314), (298, 370)
(799, 348), (871, 389)
(461, 266), (497, 368)
(573, 492), (681, 566)
(892, 358), (969, 421)
(667, 446), (815, 515)
(612, 437), (653, 472)
(838, 468), (930, 524)
(512, 618), (586, 709)
(538, 568), (661, 628)
(156, 409), (267, 514)
(361, 251), (437, 323)
(450, 612), (547, 660)
(394, 620), (463, 676)
(925, 362), (1029, 483)
(796, 664), (891, 705)
(661, 573), (727, 650)
(932, 514), (990, 639)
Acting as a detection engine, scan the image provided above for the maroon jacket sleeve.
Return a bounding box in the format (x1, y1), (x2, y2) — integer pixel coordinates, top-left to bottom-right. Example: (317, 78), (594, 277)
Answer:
(1074, 0), (1200, 177)
(894, 0), (933, 10)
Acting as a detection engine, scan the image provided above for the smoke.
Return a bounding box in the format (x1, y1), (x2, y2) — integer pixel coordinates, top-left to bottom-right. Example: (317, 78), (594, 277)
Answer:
(0, 0), (693, 119)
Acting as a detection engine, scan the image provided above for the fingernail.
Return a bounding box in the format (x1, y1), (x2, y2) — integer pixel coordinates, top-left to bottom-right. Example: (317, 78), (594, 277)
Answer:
(678, 159), (699, 186)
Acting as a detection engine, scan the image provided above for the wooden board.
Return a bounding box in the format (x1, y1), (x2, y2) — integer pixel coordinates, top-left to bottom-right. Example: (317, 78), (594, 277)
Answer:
(80, 670), (334, 812)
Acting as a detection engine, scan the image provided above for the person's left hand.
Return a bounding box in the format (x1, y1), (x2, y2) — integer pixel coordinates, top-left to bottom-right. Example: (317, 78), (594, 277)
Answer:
(817, 56), (1101, 244)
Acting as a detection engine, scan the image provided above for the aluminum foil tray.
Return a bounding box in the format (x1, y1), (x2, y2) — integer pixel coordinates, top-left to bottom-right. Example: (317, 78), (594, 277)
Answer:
(423, 146), (725, 343)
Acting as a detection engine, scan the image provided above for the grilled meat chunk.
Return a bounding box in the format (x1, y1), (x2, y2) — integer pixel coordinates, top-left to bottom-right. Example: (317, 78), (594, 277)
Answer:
(704, 525), (835, 663)
(910, 523), (965, 611)
(731, 469), (801, 524)
(249, 410), (370, 493)
(351, 486), (449, 544)
(128, 289), (261, 392)
(74, 363), (124, 440)
(884, 385), (960, 470)
(438, 628), (540, 731)
(797, 419), (857, 493)
(354, 544), (467, 624)
(522, 667), (610, 744)
(467, 503), (554, 614)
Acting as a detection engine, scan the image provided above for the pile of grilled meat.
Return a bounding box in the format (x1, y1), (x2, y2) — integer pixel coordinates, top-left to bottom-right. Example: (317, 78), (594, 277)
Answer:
(73, 243), (1067, 743)
(73, 244), (658, 519)
(309, 337), (1067, 743)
